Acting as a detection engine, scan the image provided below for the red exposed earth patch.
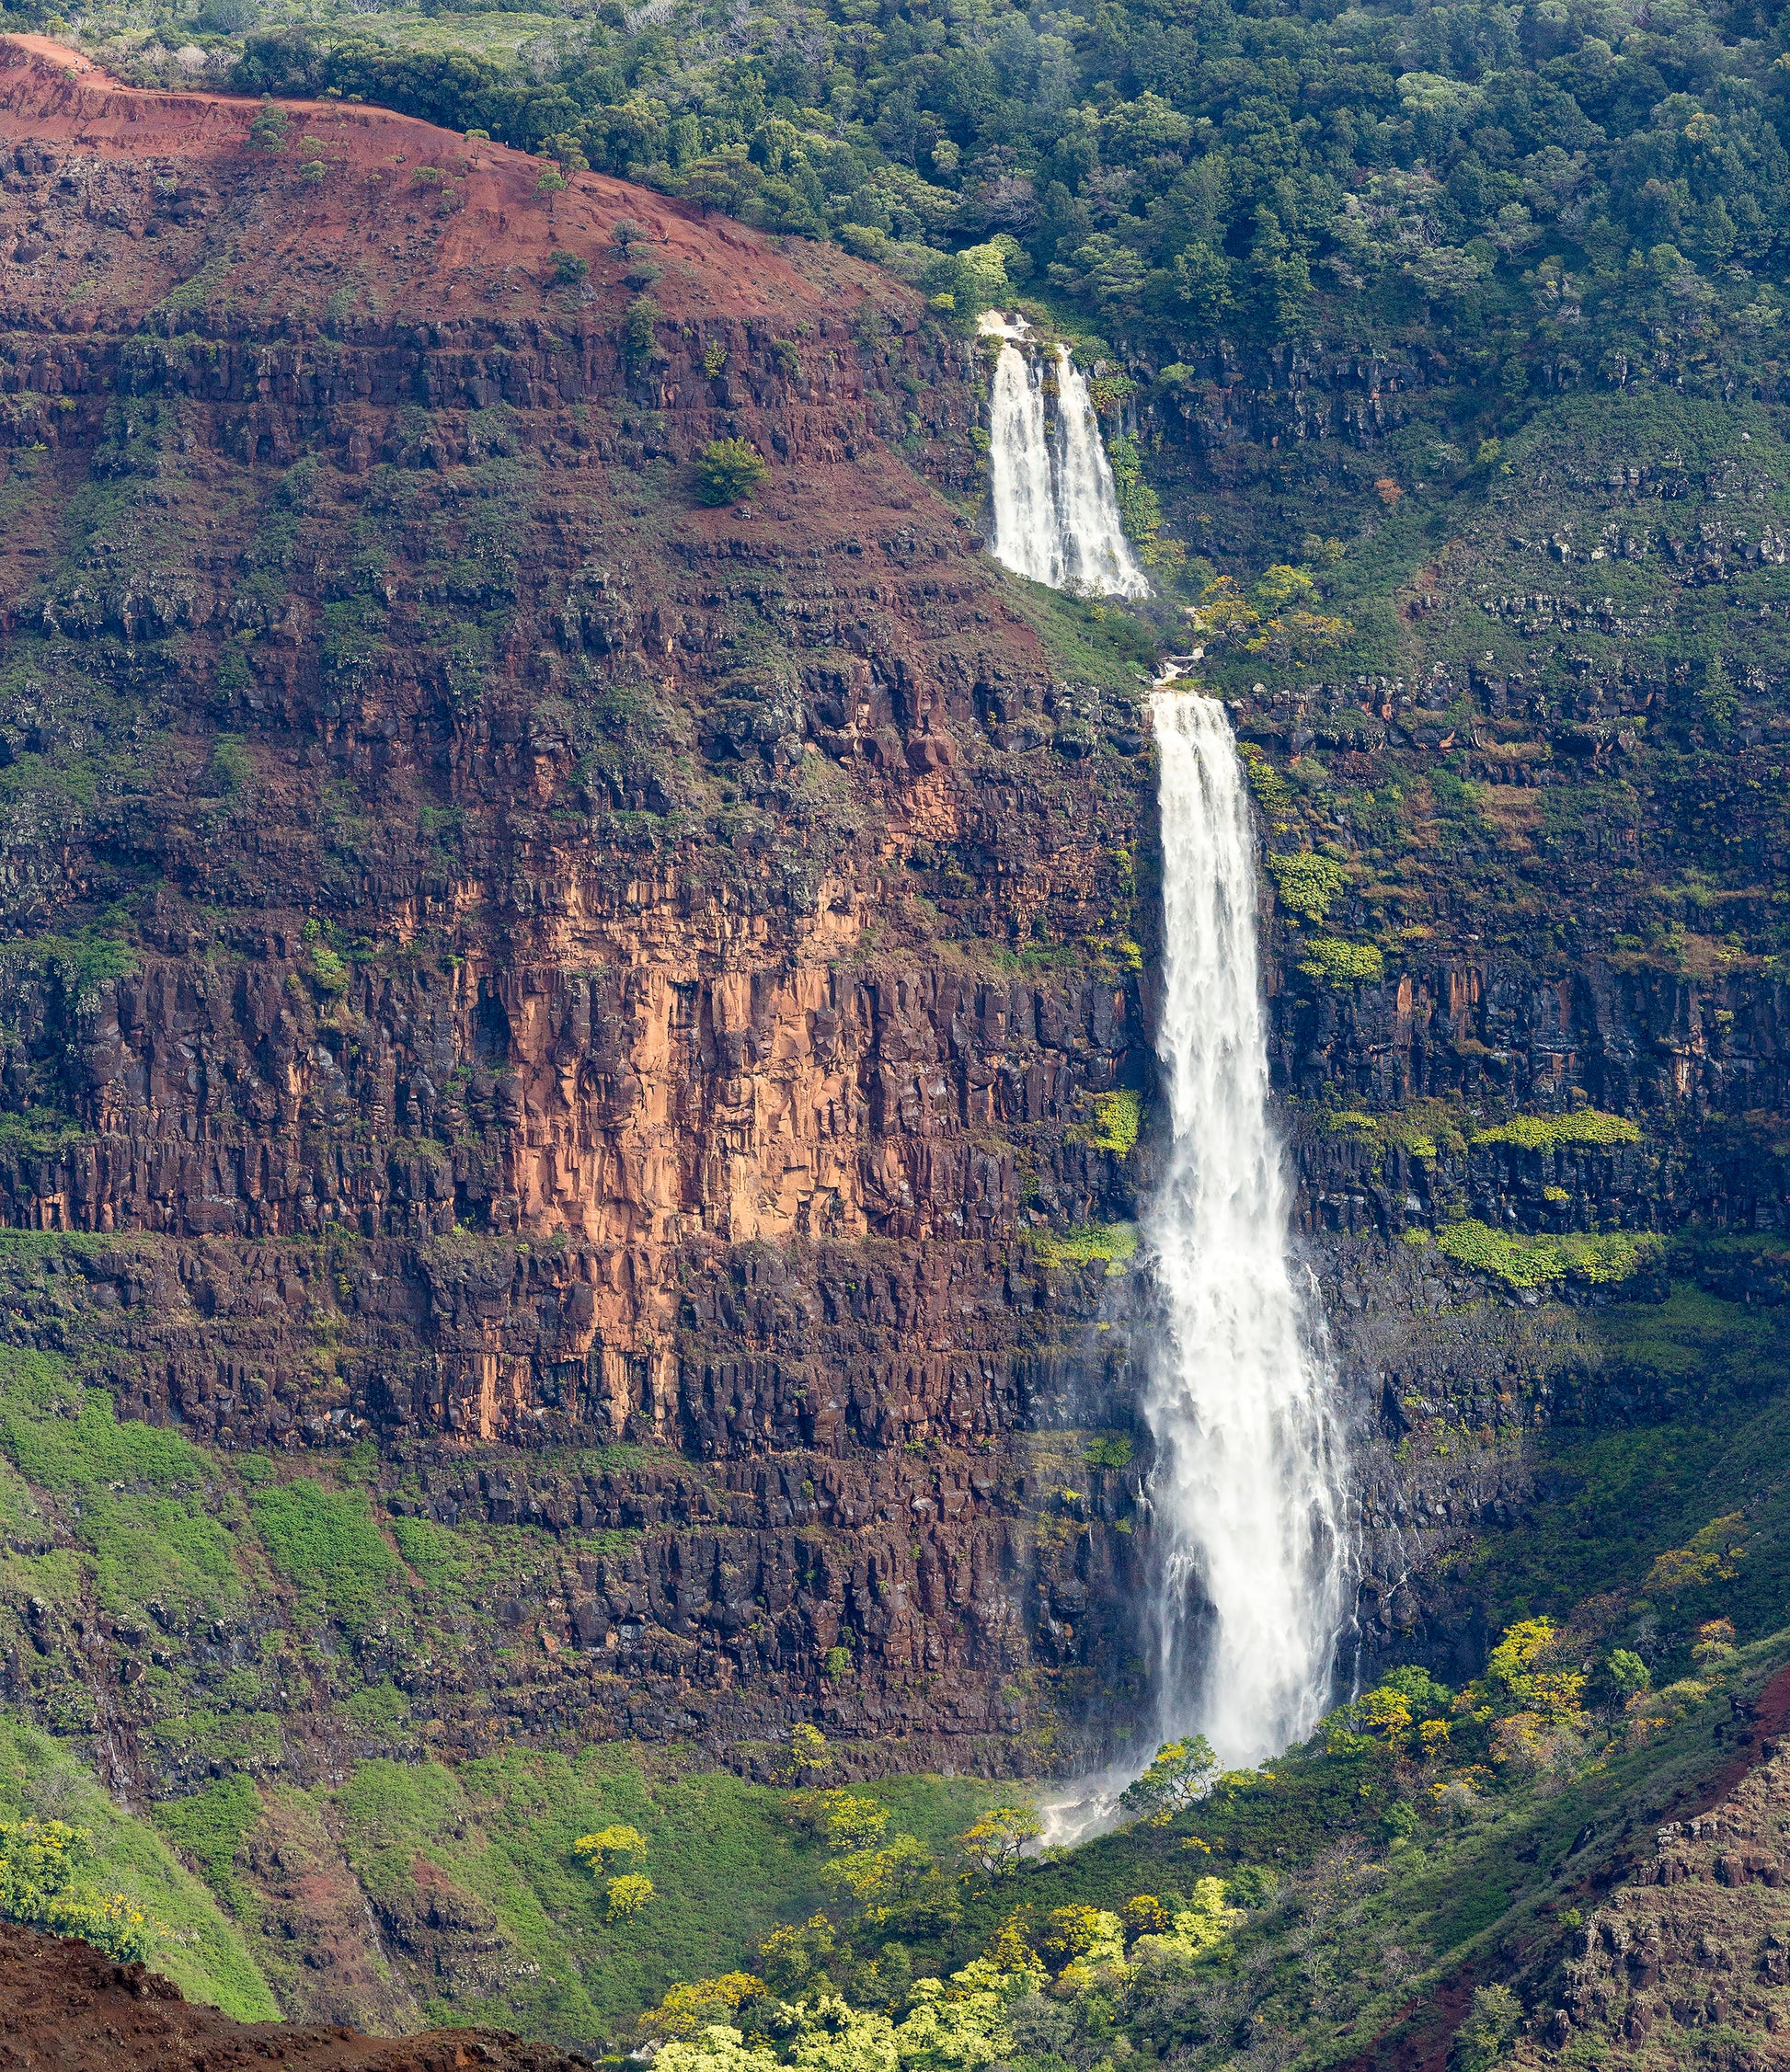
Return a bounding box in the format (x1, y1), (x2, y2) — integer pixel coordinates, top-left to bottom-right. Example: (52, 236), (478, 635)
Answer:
(0, 30), (866, 322)
(0, 1921), (590, 2069)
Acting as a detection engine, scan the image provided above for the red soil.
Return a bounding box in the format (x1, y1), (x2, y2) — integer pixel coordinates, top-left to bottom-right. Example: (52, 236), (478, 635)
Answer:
(0, 31), (869, 323)
(0, 1922), (589, 2069)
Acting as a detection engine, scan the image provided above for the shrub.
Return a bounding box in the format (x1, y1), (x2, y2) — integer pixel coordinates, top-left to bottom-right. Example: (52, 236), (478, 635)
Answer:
(300, 160), (327, 185)
(573, 1824), (648, 1872)
(552, 249), (589, 284)
(1434, 1219), (1661, 1290)
(1452, 1984), (1521, 2072)
(694, 437), (770, 506)
(1268, 851), (1348, 923)
(537, 167), (568, 193)
(1471, 1108), (1640, 1151)
(247, 100), (290, 154)
(1298, 937), (1384, 986)
(1069, 1090), (1142, 1156)
(606, 1872), (655, 1920)
(1028, 1222), (1137, 1271)
(0, 1819), (152, 1963)
(205, 736), (253, 796)
(622, 294), (661, 365)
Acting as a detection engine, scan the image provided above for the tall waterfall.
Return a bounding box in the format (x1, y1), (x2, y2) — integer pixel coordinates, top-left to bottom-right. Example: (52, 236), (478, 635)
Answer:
(1143, 685), (1349, 1768)
(981, 315), (1149, 600)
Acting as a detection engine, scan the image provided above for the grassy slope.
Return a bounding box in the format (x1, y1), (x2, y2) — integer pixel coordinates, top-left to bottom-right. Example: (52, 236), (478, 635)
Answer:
(308, 1746), (1013, 2040)
(0, 1716), (278, 2019)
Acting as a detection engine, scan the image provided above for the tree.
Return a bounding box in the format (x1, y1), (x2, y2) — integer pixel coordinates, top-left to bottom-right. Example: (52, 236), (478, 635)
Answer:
(1119, 1736), (1218, 1824)
(957, 1804), (1042, 1882)
(695, 438), (770, 507)
(606, 1872), (655, 1920)
(1452, 1983), (1521, 2071)
(247, 99), (290, 154)
(779, 1722), (832, 1782)
(573, 1823), (648, 1872)
(0, 1819), (151, 1964)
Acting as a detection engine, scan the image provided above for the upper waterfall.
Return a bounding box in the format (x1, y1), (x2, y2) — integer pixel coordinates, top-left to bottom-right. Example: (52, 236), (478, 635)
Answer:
(980, 315), (1150, 601)
(1143, 683), (1350, 1767)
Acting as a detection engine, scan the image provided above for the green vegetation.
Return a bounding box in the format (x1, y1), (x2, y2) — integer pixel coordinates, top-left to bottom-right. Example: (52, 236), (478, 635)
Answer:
(0, 1719), (276, 2017)
(1297, 937), (1384, 987)
(0, 1815), (153, 1962)
(1028, 1222), (1138, 1272)
(246, 1477), (402, 1638)
(1266, 852), (1348, 924)
(1068, 1090), (1142, 1157)
(620, 1627), (1790, 2072)
(694, 438), (772, 507)
(1472, 1109), (1643, 1152)
(1434, 1219), (1661, 1289)
(246, 98), (289, 153)
(201, 0), (1790, 452)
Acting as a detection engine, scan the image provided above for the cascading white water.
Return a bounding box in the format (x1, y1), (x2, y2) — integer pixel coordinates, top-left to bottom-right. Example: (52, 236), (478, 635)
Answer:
(1144, 684), (1349, 1768)
(981, 315), (1149, 600)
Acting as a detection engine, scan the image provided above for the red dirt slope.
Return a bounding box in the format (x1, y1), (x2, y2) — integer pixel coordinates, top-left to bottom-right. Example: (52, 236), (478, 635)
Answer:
(0, 31), (862, 323)
(0, 1921), (590, 2070)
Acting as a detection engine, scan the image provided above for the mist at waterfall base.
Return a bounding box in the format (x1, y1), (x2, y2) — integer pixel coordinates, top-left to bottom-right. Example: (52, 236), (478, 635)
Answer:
(980, 315), (1150, 601)
(1037, 684), (1350, 1849)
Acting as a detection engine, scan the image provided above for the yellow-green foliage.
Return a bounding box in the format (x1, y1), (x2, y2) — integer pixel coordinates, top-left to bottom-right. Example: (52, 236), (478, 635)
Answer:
(0, 1816), (152, 1962)
(1645, 1513), (1748, 1597)
(1238, 742), (1292, 815)
(694, 437), (770, 506)
(1435, 1219), (1661, 1289)
(1029, 1222), (1138, 1271)
(1070, 1090), (1142, 1156)
(1298, 937), (1384, 986)
(1324, 1111), (1378, 1139)
(1268, 852), (1348, 922)
(0, 1720), (276, 2017)
(574, 1823), (650, 1870)
(1471, 1109), (1642, 1152)
(607, 1872), (656, 1920)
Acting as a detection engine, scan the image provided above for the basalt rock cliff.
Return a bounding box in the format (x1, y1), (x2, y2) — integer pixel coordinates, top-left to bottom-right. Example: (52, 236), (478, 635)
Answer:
(0, 33), (1160, 1789)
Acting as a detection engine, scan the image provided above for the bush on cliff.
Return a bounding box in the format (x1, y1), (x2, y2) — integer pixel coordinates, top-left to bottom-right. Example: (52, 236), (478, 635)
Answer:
(694, 439), (771, 507)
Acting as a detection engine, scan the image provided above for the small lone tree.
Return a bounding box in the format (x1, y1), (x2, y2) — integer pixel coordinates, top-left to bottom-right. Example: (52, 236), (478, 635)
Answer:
(248, 98), (290, 154)
(778, 1722), (832, 1782)
(695, 438), (769, 507)
(958, 1803), (1042, 1882)
(572, 1824), (648, 1872)
(604, 1872), (655, 1920)
(1118, 1736), (1219, 1825)
(552, 249), (590, 286)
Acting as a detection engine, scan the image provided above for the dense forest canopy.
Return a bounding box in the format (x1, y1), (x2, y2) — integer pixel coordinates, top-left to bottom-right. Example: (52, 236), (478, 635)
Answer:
(207, 0), (1790, 392)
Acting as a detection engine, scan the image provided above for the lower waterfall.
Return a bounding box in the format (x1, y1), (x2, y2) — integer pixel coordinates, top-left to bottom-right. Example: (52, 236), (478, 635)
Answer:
(1144, 684), (1350, 1766)
(981, 315), (1149, 600)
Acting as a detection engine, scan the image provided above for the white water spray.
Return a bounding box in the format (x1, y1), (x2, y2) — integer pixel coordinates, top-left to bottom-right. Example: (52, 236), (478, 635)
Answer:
(1035, 681), (1351, 1845)
(1144, 684), (1349, 1767)
(981, 315), (1149, 600)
